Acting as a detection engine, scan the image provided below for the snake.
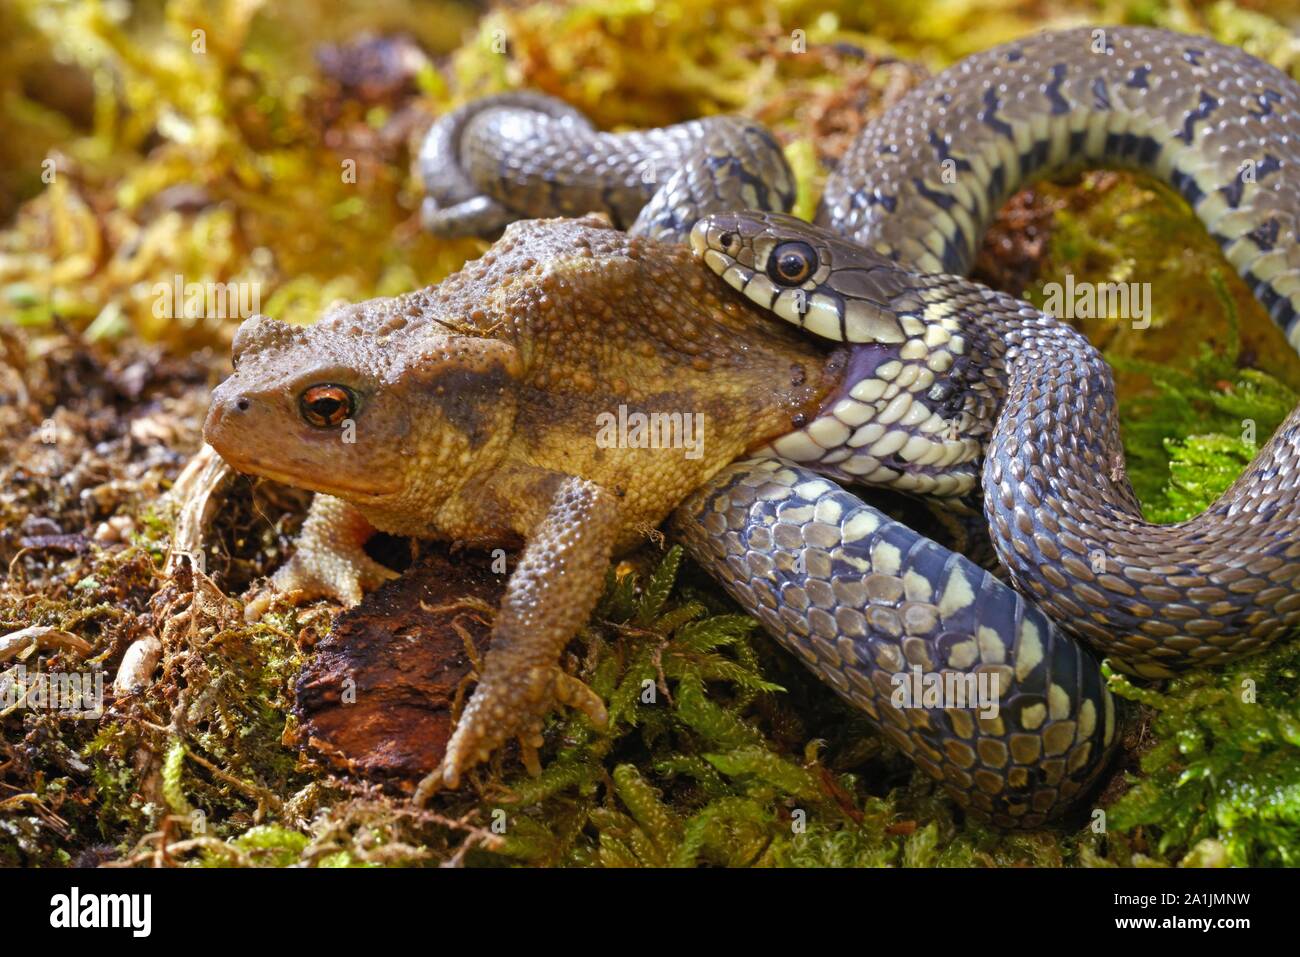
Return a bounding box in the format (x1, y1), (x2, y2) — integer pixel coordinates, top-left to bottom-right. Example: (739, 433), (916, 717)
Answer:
(419, 26), (1300, 827)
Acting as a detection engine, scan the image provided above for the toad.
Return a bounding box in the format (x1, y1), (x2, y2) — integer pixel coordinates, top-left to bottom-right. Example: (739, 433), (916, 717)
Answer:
(204, 214), (843, 795)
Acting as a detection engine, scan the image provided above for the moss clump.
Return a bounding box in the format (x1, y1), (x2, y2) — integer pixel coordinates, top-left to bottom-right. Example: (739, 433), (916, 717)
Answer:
(1104, 641), (1300, 867)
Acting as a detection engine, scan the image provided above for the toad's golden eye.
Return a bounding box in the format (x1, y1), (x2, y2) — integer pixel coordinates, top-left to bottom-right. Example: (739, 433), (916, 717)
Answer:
(767, 241), (817, 286)
(299, 384), (354, 428)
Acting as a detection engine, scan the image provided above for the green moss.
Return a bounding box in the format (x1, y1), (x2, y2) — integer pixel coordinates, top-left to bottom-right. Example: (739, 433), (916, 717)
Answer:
(161, 739), (193, 817)
(225, 825), (309, 866)
(1105, 642), (1300, 866)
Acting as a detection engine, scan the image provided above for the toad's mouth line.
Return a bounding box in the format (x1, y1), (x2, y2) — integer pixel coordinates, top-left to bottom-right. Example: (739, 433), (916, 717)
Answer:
(220, 454), (401, 500)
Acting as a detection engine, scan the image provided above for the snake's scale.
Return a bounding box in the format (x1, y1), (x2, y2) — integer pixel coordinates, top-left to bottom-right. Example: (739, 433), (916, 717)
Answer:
(421, 26), (1300, 826)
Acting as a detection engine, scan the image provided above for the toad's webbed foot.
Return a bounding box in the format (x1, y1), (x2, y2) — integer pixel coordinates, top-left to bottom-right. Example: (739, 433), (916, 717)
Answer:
(414, 474), (618, 803)
(244, 494), (398, 621)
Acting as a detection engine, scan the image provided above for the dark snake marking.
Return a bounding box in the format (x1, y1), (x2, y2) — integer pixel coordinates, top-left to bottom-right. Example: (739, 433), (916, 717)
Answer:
(420, 26), (1300, 827)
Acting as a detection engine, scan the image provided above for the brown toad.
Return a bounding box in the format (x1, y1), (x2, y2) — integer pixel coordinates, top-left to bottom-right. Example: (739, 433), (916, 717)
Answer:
(204, 214), (842, 794)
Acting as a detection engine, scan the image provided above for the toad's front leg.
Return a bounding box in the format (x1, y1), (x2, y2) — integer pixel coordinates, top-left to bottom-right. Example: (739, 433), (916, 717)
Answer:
(245, 494), (398, 620)
(417, 473), (619, 801)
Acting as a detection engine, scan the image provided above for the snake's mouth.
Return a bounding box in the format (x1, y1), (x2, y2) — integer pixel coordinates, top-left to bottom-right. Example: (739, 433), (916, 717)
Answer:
(688, 211), (988, 498)
(757, 342), (984, 498)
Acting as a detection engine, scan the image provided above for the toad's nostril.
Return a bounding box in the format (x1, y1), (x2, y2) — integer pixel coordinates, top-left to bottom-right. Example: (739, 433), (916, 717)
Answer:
(235, 397), (250, 412)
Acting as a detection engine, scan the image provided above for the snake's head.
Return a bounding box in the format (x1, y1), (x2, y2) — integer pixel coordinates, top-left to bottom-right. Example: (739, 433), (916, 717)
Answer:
(689, 211), (913, 344)
(691, 211), (991, 500)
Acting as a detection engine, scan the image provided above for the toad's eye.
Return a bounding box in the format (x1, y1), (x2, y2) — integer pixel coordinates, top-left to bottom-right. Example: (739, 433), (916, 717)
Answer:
(299, 384), (354, 428)
(767, 241), (817, 286)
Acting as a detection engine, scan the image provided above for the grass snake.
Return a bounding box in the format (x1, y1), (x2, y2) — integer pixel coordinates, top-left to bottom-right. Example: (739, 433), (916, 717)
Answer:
(420, 26), (1300, 827)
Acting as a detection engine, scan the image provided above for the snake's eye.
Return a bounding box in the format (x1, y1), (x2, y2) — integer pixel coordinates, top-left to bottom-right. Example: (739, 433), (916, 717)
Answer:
(767, 241), (817, 286)
(299, 384), (354, 428)
(718, 231), (738, 253)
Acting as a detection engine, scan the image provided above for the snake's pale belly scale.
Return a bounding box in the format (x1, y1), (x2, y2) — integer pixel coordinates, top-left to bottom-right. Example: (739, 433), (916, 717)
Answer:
(421, 26), (1300, 824)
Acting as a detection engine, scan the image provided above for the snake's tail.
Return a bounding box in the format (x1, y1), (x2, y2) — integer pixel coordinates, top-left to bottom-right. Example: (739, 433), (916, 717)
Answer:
(419, 92), (597, 239)
(420, 194), (514, 240)
(820, 26), (1300, 348)
(674, 458), (1118, 827)
(421, 91), (796, 243)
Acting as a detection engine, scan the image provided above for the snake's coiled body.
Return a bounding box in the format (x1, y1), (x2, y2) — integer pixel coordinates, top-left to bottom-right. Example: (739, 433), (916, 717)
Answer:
(422, 26), (1300, 826)
(420, 92), (795, 242)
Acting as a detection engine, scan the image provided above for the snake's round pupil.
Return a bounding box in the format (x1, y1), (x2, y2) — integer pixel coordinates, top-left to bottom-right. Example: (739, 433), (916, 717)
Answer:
(719, 231), (737, 251)
(299, 385), (354, 428)
(768, 241), (817, 285)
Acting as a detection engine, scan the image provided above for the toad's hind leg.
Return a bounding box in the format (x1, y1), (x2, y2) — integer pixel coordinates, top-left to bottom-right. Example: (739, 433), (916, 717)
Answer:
(416, 475), (618, 801)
